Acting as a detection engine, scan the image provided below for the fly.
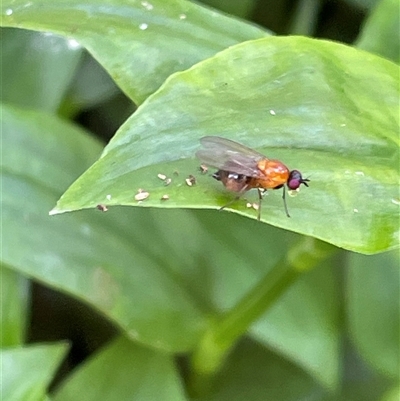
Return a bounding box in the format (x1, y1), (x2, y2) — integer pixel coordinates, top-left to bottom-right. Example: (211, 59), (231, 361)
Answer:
(196, 136), (309, 220)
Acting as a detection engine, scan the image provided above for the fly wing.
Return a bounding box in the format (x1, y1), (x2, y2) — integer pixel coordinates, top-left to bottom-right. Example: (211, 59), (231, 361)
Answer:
(196, 136), (266, 178)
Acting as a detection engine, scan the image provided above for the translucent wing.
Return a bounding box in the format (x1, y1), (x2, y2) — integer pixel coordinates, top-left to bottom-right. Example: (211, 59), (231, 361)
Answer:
(196, 136), (267, 178)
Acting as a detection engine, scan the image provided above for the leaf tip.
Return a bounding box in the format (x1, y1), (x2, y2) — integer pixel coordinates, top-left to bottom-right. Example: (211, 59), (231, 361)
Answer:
(48, 208), (58, 216)
(49, 207), (68, 216)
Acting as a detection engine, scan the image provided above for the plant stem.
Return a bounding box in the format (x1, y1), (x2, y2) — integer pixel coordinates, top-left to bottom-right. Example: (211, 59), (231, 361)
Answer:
(288, 0), (322, 36)
(188, 237), (336, 397)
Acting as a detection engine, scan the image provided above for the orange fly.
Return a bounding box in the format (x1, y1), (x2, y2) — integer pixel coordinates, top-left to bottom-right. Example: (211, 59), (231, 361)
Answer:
(196, 136), (309, 220)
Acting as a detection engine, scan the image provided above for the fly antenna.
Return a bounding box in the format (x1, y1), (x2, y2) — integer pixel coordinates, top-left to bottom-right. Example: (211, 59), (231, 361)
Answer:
(303, 174), (311, 187)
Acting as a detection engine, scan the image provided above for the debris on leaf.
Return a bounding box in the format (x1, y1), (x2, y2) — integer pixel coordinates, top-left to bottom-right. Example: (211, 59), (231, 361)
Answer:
(135, 190), (150, 201)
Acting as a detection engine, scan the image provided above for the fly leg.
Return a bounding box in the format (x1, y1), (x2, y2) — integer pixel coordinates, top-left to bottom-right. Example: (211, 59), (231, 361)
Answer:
(256, 188), (264, 221)
(219, 185), (249, 212)
(282, 185), (290, 218)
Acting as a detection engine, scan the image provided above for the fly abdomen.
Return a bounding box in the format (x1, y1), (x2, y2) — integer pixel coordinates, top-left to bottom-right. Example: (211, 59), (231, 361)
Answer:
(212, 170), (250, 193)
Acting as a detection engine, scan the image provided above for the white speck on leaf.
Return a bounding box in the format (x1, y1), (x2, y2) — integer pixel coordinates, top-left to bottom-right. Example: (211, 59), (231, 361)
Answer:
(135, 191), (149, 201)
(251, 202), (259, 210)
(141, 1), (153, 10)
(5, 8), (13, 15)
(355, 171), (365, 176)
(392, 199), (400, 205)
(139, 23), (148, 30)
(67, 39), (81, 49)
(179, 13), (187, 20)
(106, 194), (112, 201)
(269, 109), (276, 115)
(353, 208), (359, 213)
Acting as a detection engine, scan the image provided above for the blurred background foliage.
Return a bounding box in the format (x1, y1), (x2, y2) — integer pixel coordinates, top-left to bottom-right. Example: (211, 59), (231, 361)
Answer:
(1, 0), (399, 400)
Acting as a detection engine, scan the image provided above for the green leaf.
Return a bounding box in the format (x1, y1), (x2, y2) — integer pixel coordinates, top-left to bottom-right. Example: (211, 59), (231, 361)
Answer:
(251, 259), (340, 389)
(206, 338), (322, 400)
(1, 104), (102, 192)
(2, 103), (207, 352)
(63, 53), (121, 112)
(0, 28), (82, 111)
(355, 0), (400, 63)
(1, 0), (269, 104)
(1, 342), (68, 401)
(0, 266), (29, 347)
(2, 103), (341, 385)
(53, 336), (186, 401)
(199, 0), (257, 18)
(345, 0), (380, 10)
(347, 250), (400, 379)
(381, 386), (400, 401)
(52, 36), (400, 254)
